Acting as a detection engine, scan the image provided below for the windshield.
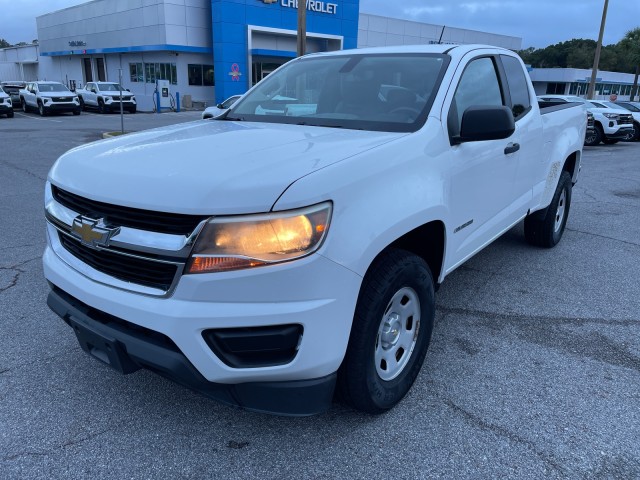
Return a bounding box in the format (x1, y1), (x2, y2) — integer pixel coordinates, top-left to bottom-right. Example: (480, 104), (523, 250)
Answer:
(601, 101), (625, 110)
(617, 102), (640, 112)
(229, 53), (450, 132)
(98, 83), (123, 91)
(39, 83), (69, 92)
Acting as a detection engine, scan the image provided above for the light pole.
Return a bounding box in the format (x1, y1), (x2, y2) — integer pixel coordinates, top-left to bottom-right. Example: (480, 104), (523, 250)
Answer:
(297, 0), (306, 57)
(587, 0), (609, 99)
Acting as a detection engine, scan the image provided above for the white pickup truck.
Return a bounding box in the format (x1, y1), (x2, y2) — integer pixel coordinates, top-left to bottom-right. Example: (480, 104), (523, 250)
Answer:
(20, 81), (81, 116)
(76, 81), (137, 113)
(44, 45), (586, 416)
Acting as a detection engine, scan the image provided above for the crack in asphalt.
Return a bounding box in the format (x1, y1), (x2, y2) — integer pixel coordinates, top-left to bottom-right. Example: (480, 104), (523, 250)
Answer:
(0, 257), (42, 294)
(0, 243), (42, 252)
(3, 428), (114, 462)
(565, 228), (640, 247)
(0, 161), (47, 182)
(442, 398), (569, 477)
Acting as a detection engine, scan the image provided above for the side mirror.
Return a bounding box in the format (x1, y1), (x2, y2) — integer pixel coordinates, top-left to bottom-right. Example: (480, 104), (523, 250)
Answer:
(453, 105), (515, 144)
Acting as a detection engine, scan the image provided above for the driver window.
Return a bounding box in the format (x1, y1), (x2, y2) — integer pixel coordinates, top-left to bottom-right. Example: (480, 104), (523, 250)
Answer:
(448, 57), (503, 137)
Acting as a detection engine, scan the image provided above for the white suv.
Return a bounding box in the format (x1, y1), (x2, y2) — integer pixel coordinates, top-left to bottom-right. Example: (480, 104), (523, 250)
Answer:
(20, 81), (81, 116)
(538, 95), (634, 146)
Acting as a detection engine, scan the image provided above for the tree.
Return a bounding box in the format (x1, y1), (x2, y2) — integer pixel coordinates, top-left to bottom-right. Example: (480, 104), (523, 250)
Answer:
(619, 28), (640, 100)
(0, 38), (11, 48)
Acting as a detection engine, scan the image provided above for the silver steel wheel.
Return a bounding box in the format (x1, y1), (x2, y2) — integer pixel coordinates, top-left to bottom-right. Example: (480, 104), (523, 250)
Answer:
(374, 287), (420, 381)
(554, 188), (567, 233)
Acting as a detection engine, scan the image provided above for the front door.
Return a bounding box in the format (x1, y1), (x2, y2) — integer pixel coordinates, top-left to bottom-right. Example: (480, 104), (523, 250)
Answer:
(444, 54), (521, 270)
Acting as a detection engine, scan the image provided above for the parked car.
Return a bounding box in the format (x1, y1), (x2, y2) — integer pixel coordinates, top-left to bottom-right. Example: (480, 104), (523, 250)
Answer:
(0, 81), (25, 107)
(202, 94), (241, 119)
(0, 85), (14, 118)
(20, 81), (81, 116)
(537, 94), (634, 146)
(44, 45), (586, 415)
(612, 101), (640, 141)
(587, 100), (638, 143)
(538, 97), (595, 145)
(76, 82), (137, 113)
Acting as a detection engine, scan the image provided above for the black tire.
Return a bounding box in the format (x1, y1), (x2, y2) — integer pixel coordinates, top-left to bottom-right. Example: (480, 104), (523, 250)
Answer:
(98, 100), (106, 114)
(603, 138), (619, 144)
(38, 102), (46, 117)
(73, 109), (81, 116)
(21, 99), (28, 113)
(78, 96), (85, 110)
(337, 248), (436, 414)
(633, 123), (640, 142)
(524, 171), (572, 248)
(128, 106), (136, 114)
(7, 110), (14, 118)
(584, 125), (602, 146)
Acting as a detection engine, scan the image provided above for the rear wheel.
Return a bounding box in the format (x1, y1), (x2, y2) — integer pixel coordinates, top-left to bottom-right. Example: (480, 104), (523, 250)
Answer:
(337, 248), (435, 414)
(524, 171), (572, 248)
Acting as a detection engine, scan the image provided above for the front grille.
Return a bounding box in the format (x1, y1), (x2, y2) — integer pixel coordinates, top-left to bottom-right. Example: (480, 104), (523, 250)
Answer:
(619, 114), (633, 125)
(52, 186), (208, 236)
(52, 96), (73, 102)
(59, 233), (179, 291)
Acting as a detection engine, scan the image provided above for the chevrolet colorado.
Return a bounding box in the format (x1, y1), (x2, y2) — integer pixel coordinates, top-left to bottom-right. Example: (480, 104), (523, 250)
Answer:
(44, 45), (586, 416)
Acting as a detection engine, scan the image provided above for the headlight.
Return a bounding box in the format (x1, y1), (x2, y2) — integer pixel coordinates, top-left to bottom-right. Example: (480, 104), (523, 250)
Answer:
(187, 202), (332, 273)
(603, 113), (619, 119)
(43, 98), (50, 104)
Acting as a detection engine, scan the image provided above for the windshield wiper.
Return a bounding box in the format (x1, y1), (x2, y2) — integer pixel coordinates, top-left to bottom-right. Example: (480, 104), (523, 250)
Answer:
(296, 121), (345, 129)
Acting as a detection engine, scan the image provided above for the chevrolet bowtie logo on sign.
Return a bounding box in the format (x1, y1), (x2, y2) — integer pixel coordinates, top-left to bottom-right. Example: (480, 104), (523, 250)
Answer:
(71, 216), (120, 249)
(262, 0), (278, 3)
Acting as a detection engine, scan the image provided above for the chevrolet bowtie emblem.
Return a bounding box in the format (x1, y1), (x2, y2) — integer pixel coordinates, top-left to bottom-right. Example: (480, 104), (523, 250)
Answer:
(71, 216), (120, 249)
(261, 0), (278, 3)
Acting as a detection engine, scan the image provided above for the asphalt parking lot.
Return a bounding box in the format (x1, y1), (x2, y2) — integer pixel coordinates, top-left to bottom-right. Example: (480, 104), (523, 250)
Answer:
(1, 110), (639, 479)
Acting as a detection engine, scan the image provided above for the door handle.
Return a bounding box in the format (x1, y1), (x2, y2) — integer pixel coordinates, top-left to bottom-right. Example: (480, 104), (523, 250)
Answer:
(504, 142), (520, 155)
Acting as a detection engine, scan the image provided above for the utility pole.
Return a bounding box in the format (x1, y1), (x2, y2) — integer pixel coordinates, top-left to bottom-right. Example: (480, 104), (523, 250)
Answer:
(587, 0), (609, 99)
(297, 0), (306, 57)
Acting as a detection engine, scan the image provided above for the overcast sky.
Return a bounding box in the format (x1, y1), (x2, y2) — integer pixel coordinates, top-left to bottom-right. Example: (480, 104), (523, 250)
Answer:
(1, 0), (638, 49)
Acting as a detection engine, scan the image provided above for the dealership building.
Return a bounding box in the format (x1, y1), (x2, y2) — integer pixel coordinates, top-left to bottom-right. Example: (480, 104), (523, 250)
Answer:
(3, 0), (523, 111)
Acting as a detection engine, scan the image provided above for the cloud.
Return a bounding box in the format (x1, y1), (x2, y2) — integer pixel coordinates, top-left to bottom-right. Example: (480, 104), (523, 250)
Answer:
(403, 6), (447, 17)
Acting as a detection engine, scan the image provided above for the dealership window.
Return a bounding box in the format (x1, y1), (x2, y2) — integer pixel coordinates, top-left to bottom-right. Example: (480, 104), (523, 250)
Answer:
(545, 82), (566, 94)
(188, 64), (214, 86)
(143, 63), (177, 85)
(129, 63), (143, 82)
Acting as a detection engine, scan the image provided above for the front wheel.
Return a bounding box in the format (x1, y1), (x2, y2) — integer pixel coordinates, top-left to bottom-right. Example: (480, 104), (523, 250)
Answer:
(98, 100), (106, 114)
(7, 110), (14, 118)
(584, 125), (602, 146)
(603, 138), (619, 144)
(22, 100), (28, 113)
(38, 102), (46, 116)
(337, 248), (435, 414)
(524, 171), (572, 248)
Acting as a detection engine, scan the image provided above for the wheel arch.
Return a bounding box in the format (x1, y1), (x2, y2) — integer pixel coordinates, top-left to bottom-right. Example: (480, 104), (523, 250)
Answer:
(364, 220), (446, 287)
(562, 151), (580, 184)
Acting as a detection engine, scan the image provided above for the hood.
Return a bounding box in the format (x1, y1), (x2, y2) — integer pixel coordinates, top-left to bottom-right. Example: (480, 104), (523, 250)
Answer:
(49, 120), (405, 215)
(41, 91), (75, 97)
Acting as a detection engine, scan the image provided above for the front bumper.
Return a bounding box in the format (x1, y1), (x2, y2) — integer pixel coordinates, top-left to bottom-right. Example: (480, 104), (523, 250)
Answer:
(43, 229), (362, 413)
(0, 104), (12, 113)
(44, 102), (80, 113)
(104, 100), (136, 111)
(47, 286), (336, 415)
(602, 124), (634, 139)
